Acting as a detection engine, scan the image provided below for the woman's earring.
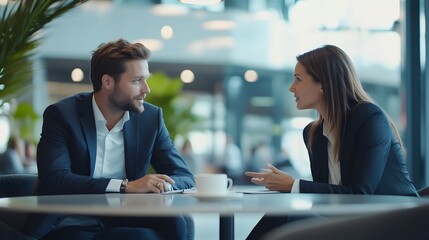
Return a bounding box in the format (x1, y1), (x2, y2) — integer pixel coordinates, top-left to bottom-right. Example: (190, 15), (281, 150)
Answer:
(320, 89), (323, 93)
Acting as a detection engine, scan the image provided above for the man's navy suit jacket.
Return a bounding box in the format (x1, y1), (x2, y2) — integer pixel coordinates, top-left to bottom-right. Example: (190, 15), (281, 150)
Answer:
(25, 92), (195, 238)
(301, 102), (418, 196)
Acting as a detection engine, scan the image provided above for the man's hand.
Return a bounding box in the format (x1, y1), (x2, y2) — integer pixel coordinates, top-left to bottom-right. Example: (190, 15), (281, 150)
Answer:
(125, 174), (175, 193)
(245, 163), (294, 192)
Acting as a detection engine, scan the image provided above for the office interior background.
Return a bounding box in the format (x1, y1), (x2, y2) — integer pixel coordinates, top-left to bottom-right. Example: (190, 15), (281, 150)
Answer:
(0, 0), (428, 188)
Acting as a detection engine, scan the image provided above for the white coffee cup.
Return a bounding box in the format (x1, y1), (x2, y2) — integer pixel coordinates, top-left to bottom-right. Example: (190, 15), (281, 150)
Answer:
(195, 173), (233, 196)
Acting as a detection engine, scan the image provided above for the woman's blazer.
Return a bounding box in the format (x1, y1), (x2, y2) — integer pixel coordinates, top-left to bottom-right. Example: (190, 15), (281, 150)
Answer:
(301, 102), (418, 196)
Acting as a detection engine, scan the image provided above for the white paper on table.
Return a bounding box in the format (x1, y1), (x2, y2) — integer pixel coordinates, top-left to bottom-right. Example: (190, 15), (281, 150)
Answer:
(235, 189), (280, 194)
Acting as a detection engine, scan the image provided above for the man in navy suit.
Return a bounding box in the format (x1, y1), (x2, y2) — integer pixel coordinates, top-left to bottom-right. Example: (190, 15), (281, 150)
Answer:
(25, 39), (195, 240)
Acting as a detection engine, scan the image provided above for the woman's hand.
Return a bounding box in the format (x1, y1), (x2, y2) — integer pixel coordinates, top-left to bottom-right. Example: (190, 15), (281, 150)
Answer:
(245, 163), (295, 192)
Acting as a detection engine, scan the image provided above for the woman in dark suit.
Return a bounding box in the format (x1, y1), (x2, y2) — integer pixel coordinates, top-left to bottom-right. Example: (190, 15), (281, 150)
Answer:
(245, 45), (418, 239)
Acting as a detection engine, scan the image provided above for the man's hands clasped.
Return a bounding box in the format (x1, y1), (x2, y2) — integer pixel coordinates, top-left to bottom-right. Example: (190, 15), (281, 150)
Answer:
(124, 174), (174, 193)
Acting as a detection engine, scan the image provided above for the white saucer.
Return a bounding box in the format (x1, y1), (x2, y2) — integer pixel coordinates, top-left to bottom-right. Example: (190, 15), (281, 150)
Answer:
(188, 192), (243, 201)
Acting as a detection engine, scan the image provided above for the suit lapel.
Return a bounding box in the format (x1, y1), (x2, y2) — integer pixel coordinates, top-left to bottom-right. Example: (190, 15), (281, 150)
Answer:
(78, 94), (97, 175)
(312, 126), (329, 183)
(338, 101), (359, 185)
(123, 112), (139, 179)
(339, 119), (353, 185)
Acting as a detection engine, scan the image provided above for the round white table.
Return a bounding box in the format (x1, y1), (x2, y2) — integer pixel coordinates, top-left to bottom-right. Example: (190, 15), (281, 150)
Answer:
(1, 191), (428, 240)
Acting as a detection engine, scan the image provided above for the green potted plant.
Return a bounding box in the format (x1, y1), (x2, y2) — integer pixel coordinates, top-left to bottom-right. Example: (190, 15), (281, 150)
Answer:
(145, 72), (202, 140)
(11, 101), (39, 142)
(144, 72), (202, 174)
(0, 0), (86, 109)
(0, 0), (86, 147)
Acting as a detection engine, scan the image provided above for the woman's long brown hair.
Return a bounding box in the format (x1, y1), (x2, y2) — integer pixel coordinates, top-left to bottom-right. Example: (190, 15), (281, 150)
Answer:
(297, 45), (404, 159)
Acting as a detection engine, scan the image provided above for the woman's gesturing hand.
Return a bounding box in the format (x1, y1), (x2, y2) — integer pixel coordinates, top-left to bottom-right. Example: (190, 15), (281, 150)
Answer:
(245, 163), (294, 192)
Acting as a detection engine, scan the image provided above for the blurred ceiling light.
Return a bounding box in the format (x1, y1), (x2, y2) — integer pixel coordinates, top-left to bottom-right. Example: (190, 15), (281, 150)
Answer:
(180, 69), (195, 83)
(161, 25), (174, 39)
(151, 4), (188, 16)
(135, 39), (163, 51)
(71, 68), (84, 82)
(179, 0), (223, 6)
(0, 0), (9, 6)
(202, 20), (235, 31)
(244, 70), (258, 82)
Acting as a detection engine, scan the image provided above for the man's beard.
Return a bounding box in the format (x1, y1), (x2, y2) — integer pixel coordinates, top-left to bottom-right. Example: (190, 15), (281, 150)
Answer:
(110, 96), (144, 113)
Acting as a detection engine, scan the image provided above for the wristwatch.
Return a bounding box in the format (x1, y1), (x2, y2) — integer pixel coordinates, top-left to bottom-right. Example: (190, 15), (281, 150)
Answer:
(120, 179), (128, 193)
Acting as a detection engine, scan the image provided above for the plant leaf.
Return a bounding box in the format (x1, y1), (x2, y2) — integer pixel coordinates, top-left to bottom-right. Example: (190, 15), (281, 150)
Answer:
(0, 0), (87, 108)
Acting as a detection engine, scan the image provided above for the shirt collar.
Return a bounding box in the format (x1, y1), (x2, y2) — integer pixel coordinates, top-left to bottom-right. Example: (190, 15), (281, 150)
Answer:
(92, 95), (130, 130)
(322, 121), (334, 144)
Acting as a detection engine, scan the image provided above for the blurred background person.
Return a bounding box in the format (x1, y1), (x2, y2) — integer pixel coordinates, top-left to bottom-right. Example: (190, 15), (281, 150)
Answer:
(23, 141), (38, 174)
(274, 147), (300, 179)
(246, 142), (271, 173)
(0, 137), (25, 174)
(219, 136), (243, 183)
(180, 139), (199, 174)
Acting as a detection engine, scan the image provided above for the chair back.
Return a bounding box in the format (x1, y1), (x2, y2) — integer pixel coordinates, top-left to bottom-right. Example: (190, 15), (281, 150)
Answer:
(0, 174), (38, 240)
(0, 174), (38, 198)
(263, 204), (429, 240)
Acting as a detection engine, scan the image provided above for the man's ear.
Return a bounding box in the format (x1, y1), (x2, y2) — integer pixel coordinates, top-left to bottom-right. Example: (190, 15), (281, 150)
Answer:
(101, 74), (113, 90)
